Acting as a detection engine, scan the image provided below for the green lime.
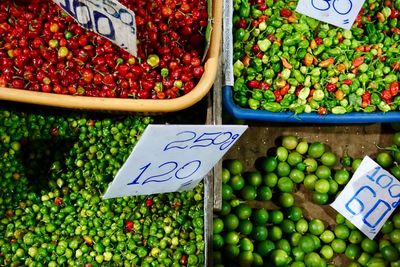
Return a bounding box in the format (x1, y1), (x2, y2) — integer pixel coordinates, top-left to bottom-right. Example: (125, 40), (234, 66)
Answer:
(263, 172), (278, 188)
(357, 252), (371, 266)
(334, 224), (350, 240)
(394, 132), (400, 146)
(225, 231), (240, 245)
(393, 213), (400, 228)
(304, 174), (318, 190)
(381, 245), (399, 262)
(213, 218), (224, 234)
(270, 210), (284, 224)
(320, 230), (335, 244)
(222, 184), (233, 200)
(235, 204), (252, 220)
(213, 234), (224, 249)
(331, 239), (346, 253)
(261, 156), (278, 172)
(292, 247), (305, 262)
(222, 168), (231, 184)
(251, 209), (269, 225)
(252, 252), (264, 266)
(238, 251), (254, 267)
(308, 142), (325, 159)
(377, 152), (394, 168)
(251, 226), (268, 241)
(334, 169), (350, 185)
(238, 220), (253, 235)
(277, 162), (291, 177)
(239, 237), (254, 252)
(296, 219), (309, 234)
(320, 245), (334, 260)
(348, 229), (363, 244)
(312, 192), (329, 205)
(282, 135), (299, 150)
(289, 169), (305, 183)
(361, 238), (378, 254)
(276, 239), (291, 254)
(246, 171), (262, 187)
(304, 252), (324, 267)
(290, 232), (302, 247)
(390, 229), (400, 244)
(391, 166), (400, 179)
(230, 175), (245, 191)
(304, 158), (318, 173)
(352, 158), (362, 171)
(226, 159), (243, 175)
(241, 185), (257, 201)
(314, 179), (330, 194)
(315, 165), (331, 179)
(286, 206), (303, 222)
(320, 151), (337, 167)
(288, 152), (303, 166)
(278, 193), (294, 208)
(257, 186), (273, 201)
(280, 219), (296, 234)
(224, 244), (240, 259)
(309, 219), (325, 235)
(296, 140), (309, 155)
(299, 235), (316, 253)
(256, 240), (275, 257)
(224, 214), (239, 231)
(219, 201), (231, 216)
(328, 179), (338, 195)
(278, 177), (294, 193)
(270, 249), (291, 267)
(276, 146), (289, 162)
(345, 243), (361, 260)
(269, 226), (283, 241)
(382, 220), (394, 234)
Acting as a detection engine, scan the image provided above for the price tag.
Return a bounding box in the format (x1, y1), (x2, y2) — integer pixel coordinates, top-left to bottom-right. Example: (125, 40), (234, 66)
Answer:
(53, 0), (137, 56)
(103, 125), (248, 199)
(331, 156), (400, 239)
(296, 0), (365, 30)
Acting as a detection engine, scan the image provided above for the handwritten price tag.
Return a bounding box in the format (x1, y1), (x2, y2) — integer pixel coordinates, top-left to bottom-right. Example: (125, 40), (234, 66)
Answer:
(103, 125), (247, 199)
(331, 156), (400, 239)
(296, 0), (365, 30)
(53, 0), (137, 56)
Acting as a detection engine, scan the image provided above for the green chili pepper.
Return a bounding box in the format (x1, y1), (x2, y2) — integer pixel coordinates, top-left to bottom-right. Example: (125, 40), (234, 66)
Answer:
(262, 102), (282, 112)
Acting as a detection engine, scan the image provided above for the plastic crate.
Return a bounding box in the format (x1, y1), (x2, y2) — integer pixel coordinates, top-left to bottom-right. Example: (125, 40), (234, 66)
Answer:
(0, 1), (221, 113)
(223, 86), (400, 123)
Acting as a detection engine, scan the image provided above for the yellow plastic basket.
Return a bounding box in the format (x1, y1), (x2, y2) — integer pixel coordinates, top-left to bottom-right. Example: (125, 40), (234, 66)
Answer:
(0, 0), (221, 113)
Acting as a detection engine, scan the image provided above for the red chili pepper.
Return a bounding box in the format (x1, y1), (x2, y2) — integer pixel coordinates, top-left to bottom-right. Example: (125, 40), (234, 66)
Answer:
(390, 9), (399, 19)
(280, 84), (290, 96)
(314, 37), (323, 45)
(352, 56), (364, 68)
(343, 79), (352, 86)
(145, 198), (154, 207)
(381, 89), (393, 103)
(361, 92), (371, 107)
(54, 197), (62, 206)
(280, 8), (292, 18)
(317, 107), (328, 115)
(326, 83), (337, 92)
(125, 220), (134, 232)
(180, 255), (188, 266)
(389, 82), (399, 96)
(274, 90), (283, 102)
(247, 80), (260, 89)
(260, 81), (270, 90)
(295, 85), (303, 96)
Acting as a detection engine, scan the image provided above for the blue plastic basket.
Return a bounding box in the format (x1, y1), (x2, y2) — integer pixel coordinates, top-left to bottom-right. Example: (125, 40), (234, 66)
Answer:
(223, 86), (400, 124)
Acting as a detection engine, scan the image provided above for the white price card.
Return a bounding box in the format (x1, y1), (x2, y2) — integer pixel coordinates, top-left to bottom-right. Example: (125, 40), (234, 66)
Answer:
(296, 0), (365, 30)
(331, 156), (400, 239)
(103, 125), (248, 199)
(53, 0), (137, 56)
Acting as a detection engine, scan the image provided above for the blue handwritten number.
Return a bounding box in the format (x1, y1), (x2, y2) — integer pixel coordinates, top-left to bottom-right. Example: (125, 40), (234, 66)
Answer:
(212, 132), (233, 145)
(190, 132), (222, 149)
(164, 131), (196, 151)
(142, 161), (178, 185)
(220, 134), (240, 151)
(366, 166), (381, 182)
(311, 0), (352, 15)
(175, 160), (201, 179)
(127, 163), (151, 185)
(93, 11), (115, 40)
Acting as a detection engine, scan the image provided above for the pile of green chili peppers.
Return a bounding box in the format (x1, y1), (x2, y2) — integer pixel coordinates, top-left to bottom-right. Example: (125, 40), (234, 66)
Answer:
(0, 106), (205, 267)
(232, 0), (400, 114)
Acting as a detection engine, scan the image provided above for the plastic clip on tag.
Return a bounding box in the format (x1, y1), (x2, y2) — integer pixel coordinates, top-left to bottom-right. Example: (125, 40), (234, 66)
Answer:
(53, 0), (137, 56)
(331, 156), (400, 239)
(296, 0), (366, 30)
(103, 125), (247, 199)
